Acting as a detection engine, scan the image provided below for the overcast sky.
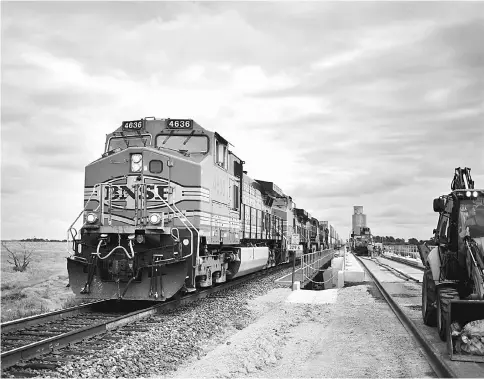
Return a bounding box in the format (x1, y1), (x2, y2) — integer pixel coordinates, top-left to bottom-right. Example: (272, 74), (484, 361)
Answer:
(2, 1), (483, 241)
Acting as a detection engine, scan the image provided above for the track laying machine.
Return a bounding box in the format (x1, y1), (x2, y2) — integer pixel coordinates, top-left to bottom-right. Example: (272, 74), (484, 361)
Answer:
(419, 167), (484, 359)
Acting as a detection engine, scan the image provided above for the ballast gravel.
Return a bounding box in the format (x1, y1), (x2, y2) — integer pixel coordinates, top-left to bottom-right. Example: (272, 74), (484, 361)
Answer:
(4, 265), (437, 378)
(2, 267), (291, 379)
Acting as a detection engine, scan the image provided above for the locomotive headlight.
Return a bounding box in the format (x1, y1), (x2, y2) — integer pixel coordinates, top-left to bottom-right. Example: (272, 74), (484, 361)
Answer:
(182, 238), (189, 246)
(131, 162), (142, 172)
(86, 213), (98, 224)
(131, 154), (143, 172)
(466, 191), (472, 197)
(149, 213), (161, 225)
(136, 235), (145, 244)
(473, 191), (478, 197)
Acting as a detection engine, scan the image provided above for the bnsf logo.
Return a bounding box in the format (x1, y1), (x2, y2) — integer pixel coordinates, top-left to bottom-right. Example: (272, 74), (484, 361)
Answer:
(104, 185), (169, 201)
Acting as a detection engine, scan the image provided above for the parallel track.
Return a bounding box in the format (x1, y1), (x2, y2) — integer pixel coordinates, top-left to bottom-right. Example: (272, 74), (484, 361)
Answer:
(381, 254), (425, 270)
(361, 256), (422, 283)
(1, 261), (293, 372)
(354, 255), (456, 378)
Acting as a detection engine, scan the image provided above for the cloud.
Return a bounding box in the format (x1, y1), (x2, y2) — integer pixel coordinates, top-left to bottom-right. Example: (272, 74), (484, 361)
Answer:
(2, 1), (484, 240)
(430, 19), (484, 70)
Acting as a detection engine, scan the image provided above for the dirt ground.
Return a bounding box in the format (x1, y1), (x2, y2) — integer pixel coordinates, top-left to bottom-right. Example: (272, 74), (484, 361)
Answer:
(170, 284), (437, 378)
(1, 242), (75, 321)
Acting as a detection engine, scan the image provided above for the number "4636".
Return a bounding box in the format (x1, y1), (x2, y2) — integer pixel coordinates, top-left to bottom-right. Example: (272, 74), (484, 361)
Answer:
(168, 120), (191, 128)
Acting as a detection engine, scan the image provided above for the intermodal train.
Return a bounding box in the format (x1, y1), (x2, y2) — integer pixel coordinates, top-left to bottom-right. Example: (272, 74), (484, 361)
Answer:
(67, 118), (343, 301)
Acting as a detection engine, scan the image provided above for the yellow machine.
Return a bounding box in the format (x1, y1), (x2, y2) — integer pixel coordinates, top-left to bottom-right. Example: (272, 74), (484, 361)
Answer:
(420, 168), (484, 359)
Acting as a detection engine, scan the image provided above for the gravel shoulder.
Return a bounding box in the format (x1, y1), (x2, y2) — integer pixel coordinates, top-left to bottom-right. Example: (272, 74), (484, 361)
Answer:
(170, 283), (437, 379)
(362, 257), (484, 378)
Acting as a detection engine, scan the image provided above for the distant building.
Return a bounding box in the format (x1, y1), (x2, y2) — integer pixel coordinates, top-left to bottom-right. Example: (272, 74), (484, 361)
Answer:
(352, 206), (367, 235)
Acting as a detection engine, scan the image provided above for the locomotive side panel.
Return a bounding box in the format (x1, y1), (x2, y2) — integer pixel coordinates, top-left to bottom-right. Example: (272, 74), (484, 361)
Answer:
(200, 136), (242, 246)
(241, 176), (282, 243)
(227, 152), (242, 243)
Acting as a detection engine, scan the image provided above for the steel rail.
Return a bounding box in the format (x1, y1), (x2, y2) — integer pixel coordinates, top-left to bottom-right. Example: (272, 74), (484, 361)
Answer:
(361, 257), (421, 283)
(1, 300), (108, 334)
(1, 262), (291, 370)
(381, 254), (425, 271)
(355, 255), (456, 378)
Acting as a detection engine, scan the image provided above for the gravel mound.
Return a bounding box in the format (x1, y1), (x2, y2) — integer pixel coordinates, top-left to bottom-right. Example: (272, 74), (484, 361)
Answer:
(172, 282), (437, 379)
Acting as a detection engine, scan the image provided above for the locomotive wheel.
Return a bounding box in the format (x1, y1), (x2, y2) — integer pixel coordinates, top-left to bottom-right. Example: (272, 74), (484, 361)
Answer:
(422, 269), (437, 326)
(437, 287), (460, 341)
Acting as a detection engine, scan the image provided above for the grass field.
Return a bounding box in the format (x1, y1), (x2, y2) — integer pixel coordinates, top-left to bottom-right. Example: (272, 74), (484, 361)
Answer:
(1, 241), (81, 322)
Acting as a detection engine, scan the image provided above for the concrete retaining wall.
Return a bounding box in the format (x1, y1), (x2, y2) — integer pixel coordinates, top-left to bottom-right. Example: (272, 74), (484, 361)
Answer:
(344, 251), (365, 282)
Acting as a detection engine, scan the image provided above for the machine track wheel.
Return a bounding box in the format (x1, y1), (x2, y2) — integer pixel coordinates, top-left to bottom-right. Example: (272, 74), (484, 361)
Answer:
(422, 269), (437, 326)
(437, 287), (460, 342)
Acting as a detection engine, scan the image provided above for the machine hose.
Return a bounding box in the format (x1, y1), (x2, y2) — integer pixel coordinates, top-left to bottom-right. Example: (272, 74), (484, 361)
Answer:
(93, 239), (135, 260)
(120, 268), (141, 298)
(80, 254), (99, 294)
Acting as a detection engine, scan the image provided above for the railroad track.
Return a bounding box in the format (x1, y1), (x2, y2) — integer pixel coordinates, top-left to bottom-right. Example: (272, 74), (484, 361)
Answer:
(360, 256), (422, 283)
(1, 299), (156, 370)
(1, 261), (292, 374)
(380, 254), (425, 270)
(354, 255), (456, 378)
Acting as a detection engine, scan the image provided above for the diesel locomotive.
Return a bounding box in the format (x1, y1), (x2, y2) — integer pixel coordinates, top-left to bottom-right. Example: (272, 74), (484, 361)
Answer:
(67, 117), (342, 301)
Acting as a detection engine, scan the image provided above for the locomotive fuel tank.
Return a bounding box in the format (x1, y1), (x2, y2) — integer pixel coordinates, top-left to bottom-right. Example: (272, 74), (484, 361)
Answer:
(225, 246), (271, 279)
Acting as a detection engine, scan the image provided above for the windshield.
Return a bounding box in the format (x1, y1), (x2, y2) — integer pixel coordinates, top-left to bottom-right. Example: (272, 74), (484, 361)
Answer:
(155, 133), (209, 154)
(107, 135), (151, 151)
(459, 198), (484, 239)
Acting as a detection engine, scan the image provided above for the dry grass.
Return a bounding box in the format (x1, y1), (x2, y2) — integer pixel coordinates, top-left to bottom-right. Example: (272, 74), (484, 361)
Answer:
(1, 241), (78, 322)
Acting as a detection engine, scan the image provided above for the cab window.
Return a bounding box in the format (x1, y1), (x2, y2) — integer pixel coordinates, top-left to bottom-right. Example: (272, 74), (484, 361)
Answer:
(438, 216), (449, 243)
(232, 185), (240, 210)
(155, 133), (209, 154)
(215, 140), (228, 169)
(459, 198), (484, 239)
(437, 198), (453, 244)
(107, 135), (152, 152)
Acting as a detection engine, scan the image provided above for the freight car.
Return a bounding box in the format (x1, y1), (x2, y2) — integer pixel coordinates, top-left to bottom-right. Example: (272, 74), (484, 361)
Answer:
(67, 117), (340, 301)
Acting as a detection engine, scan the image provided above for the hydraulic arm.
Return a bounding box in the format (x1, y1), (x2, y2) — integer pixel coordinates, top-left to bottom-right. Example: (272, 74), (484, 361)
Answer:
(451, 167), (474, 191)
(464, 236), (484, 300)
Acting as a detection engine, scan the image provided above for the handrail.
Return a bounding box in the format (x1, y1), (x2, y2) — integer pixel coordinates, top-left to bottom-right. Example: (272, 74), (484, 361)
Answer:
(172, 202), (200, 261)
(143, 184), (148, 225)
(108, 183), (113, 226)
(300, 249), (333, 287)
(66, 184), (101, 253)
(171, 205), (195, 260)
(134, 183), (140, 226)
(157, 197), (194, 260)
